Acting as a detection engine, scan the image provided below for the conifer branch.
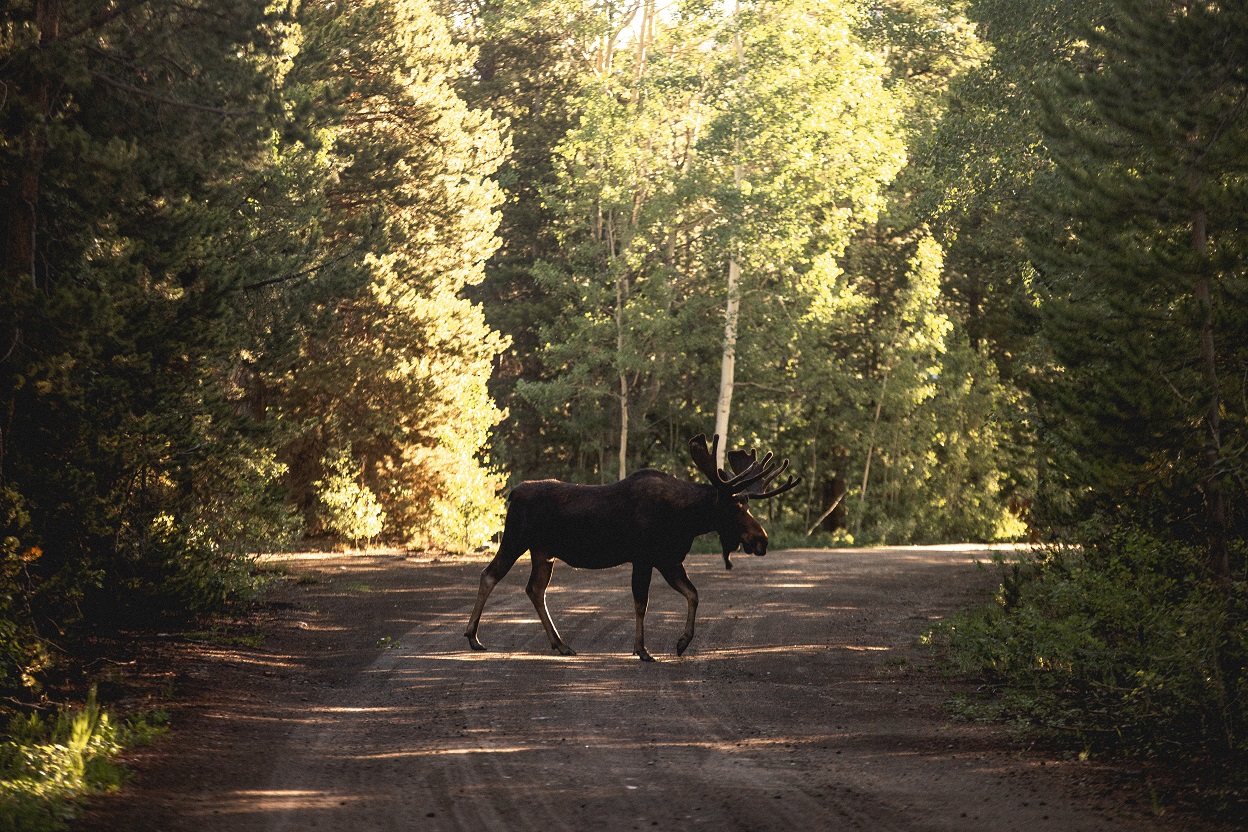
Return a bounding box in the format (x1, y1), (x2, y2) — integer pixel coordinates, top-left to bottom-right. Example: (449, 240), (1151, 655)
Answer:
(50, 1), (152, 44)
(90, 72), (262, 117)
(240, 249), (363, 292)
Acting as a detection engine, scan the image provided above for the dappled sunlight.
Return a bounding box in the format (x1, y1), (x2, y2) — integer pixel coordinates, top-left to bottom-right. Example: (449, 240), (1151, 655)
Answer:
(403, 650), (629, 665)
(222, 789), (366, 813)
(697, 643), (833, 658)
(188, 647), (305, 672)
(779, 545), (1029, 567)
(195, 547), (1039, 831)
(328, 731), (857, 763)
(318, 706), (396, 715)
(348, 745), (543, 759)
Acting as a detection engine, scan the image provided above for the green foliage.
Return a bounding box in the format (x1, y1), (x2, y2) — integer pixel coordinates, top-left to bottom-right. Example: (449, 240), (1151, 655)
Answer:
(0, 688), (166, 832)
(315, 446), (386, 544)
(0, 488), (50, 693)
(931, 530), (1247, 768)
(921, 0), (1248, 796)
(275, 0), (509, 544)
(426, 453), (507, 554)
(916, 0), (1109, 378)
(0, 0), (510, 694)
(0, 1), (305, 680)
(1026, 0), (1248, 564)
(470, 0), (1023, 548)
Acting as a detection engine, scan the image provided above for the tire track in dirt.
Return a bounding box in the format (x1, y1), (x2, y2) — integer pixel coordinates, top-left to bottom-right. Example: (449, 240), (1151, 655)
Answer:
(261, 546), (1161, 832)
(85, 547), (1213, 832)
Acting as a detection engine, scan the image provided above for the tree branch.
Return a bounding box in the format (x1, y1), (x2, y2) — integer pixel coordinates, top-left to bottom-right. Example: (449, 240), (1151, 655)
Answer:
(91, 71), (262, 118)
(51, 0), (153, 44)
(240, 248), (362, 292)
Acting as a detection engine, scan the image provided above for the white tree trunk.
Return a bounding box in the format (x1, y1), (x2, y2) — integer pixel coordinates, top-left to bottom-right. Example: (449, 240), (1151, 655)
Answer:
(612, 210), (629, 481)
(618, 368), (629, 480)
(714, 3), (745, 471)
(618, 276), (629, 480)
(714, 259), (739, 470)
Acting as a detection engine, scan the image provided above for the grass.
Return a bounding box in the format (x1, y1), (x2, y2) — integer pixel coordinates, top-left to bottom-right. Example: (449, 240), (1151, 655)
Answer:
(184, 626), (264, 649)
(0, 688), (167, 831)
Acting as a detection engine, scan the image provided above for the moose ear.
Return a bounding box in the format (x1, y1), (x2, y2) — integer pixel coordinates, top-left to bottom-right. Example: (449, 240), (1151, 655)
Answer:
(688, 433), (720, 481)
(726, 449), (756, 475)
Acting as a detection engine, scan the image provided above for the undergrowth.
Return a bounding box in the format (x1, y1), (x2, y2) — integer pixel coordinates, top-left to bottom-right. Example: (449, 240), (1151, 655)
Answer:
(0, 688), (166, 832)
(926, 528), (1247, 811)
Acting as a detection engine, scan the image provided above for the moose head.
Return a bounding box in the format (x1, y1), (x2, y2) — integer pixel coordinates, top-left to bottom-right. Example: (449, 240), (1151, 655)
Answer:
(688, 433), (801, 569)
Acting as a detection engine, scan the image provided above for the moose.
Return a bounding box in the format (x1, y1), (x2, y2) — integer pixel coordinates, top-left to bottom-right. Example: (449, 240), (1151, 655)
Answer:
(464, 433), (800, 661)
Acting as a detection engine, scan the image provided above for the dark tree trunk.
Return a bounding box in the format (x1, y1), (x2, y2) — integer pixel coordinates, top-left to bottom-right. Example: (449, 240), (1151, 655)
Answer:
(1192, 200), (1231, 586)
(3, 1), (60, 288)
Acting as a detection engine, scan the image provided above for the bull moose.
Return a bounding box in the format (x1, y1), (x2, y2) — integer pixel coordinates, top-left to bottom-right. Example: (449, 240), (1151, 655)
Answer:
(464, 433), (800, 661)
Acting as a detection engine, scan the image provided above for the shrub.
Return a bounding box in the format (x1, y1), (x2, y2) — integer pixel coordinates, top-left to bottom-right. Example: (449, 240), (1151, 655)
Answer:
(0, 688), (166, 832)
(929, 528), (1247, 770)
(426, 456), (506, 554)
(315, 446), (386, 544)
(0, 489), (51, 693)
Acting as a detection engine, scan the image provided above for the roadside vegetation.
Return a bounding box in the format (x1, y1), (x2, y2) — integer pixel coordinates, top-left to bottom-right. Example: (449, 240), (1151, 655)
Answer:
(930, 532), (1246, 811)
(923, 0), (1247, 808)
(0, 0), (1244, 819)
(0, 689), (166, 831)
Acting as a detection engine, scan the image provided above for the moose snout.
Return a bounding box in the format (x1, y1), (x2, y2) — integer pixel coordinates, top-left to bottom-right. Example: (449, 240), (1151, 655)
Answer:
(744, 532), (768, 557)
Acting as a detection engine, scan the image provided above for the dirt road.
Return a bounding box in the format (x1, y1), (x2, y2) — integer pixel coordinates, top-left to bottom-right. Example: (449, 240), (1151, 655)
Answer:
(81, 546), (1207, 832)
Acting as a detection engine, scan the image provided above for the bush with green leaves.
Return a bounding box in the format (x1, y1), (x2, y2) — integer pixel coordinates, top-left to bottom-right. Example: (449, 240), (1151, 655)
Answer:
(930, 527), (1247, 770)
(0, 688), (166, 832)
(0, 489), (50, 693)
(315, 447), (386, 544)
(426, 458), (505, 554)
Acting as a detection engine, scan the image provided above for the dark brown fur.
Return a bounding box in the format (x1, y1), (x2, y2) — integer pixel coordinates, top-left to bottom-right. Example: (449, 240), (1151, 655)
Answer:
(464, 434), (799, 661)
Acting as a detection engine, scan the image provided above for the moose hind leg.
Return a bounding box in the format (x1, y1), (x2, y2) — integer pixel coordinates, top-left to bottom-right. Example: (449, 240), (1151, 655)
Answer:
(465, 543), (525, 651)
(658, 563), (699, 656)
(631, 562), (655, 662)
(527, 552), (575, 656)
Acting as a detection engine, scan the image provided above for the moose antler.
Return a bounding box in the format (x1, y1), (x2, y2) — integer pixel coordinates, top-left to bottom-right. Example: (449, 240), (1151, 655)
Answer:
(722, 452), (777, 494)
(688, 433), (720, 482)
(729, 451), (799, 498)
(690, 434), (801, 497)
(726, 448), (757, 475)
(752, 471), (802, 499)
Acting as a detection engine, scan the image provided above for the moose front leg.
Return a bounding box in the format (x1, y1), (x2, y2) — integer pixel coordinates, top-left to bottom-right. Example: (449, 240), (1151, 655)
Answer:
(658, 562), (699, 656)
(631, 562), (655, 662)
(465, 543), (525, 651)
(526, 552), (575, 656)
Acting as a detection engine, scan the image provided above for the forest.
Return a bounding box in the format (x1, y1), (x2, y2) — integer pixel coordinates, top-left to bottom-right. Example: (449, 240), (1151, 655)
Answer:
(0, 0), (1245, 806)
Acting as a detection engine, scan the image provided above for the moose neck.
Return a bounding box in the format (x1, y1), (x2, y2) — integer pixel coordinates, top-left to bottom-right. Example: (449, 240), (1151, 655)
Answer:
(688, 482), (728, 536)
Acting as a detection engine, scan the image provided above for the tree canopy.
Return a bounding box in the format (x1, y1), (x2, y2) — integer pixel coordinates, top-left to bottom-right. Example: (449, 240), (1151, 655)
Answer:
(0, 0), (1245, 780)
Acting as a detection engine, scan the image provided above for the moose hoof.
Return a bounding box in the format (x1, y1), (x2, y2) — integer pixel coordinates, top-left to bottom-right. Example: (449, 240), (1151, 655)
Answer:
(635, 649), (655, 662)
(466, 634), (487, 652)
(554, 644), (577, 656)
(676, 637), (692, 657)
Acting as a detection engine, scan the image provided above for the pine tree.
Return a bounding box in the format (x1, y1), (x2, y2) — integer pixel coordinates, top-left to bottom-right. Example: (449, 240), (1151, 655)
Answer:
(1030, 0), (1247, 580)
(0, 2), (299, 665)
(275, 0), (509, 547)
